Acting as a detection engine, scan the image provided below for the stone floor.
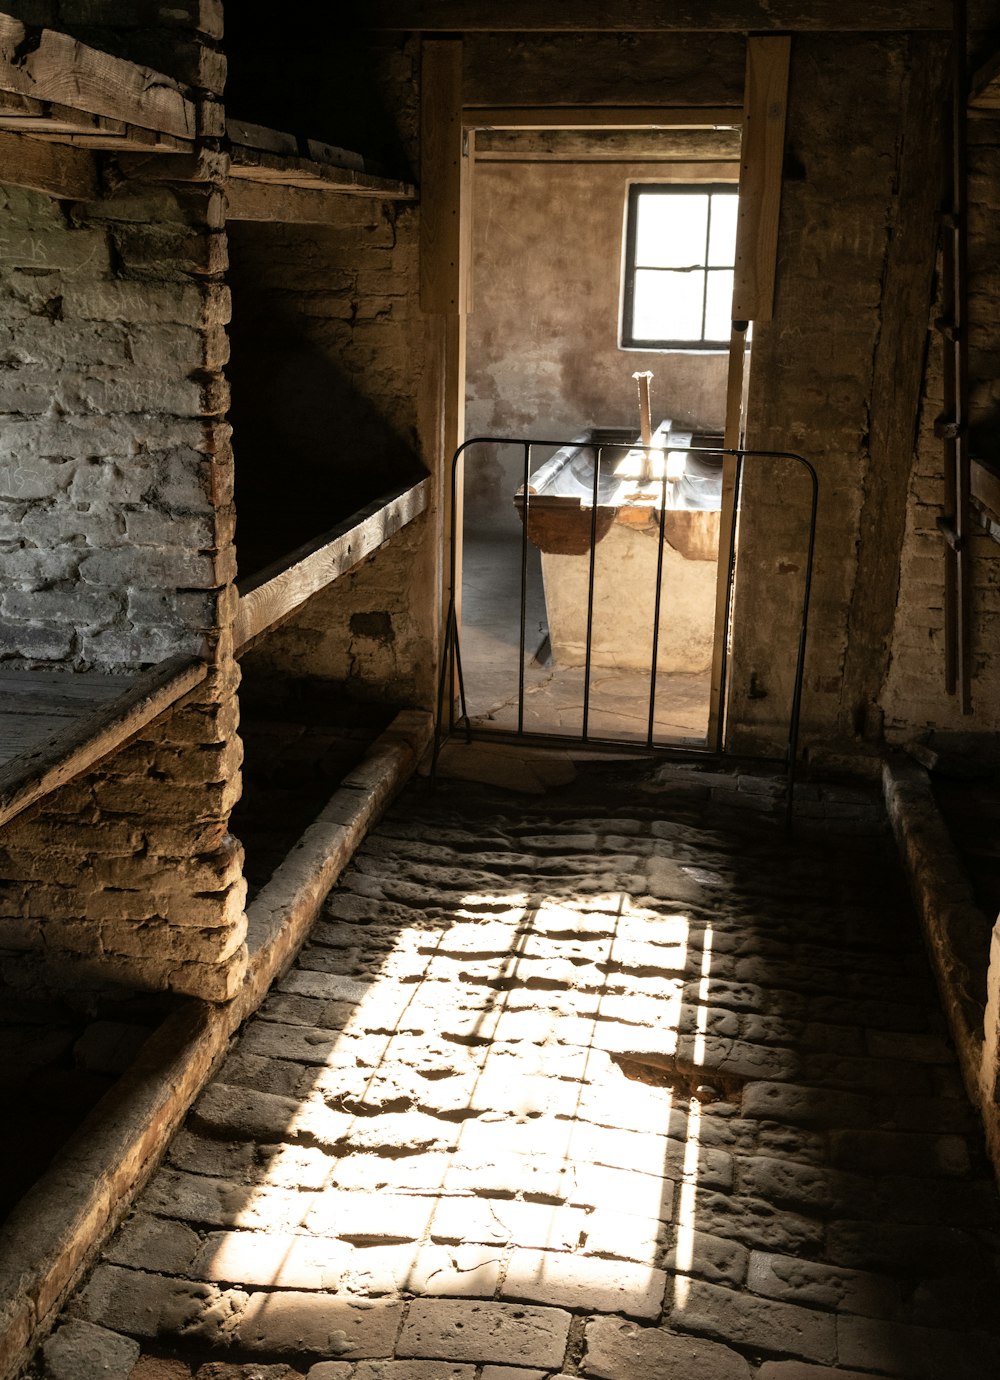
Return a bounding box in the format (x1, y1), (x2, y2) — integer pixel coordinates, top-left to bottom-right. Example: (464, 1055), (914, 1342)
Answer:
(31, 762), (1000, 1380)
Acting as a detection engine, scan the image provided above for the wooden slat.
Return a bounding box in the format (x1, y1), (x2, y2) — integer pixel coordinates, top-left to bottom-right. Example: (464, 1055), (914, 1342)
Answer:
(225, 177), (415, 222)
(228, 145), (413, 198)
(475, 128), (742, 160)
(421, 38), (464, 313)
(0, 127), (98, 198)
(0, 656), (207, 829)
(969, 49), (1000, 109)
(465, 106), (740, 129)
(370, 0), (948, 28)
(0, 14), (196, 139)
(707, 325), (751, 751)
(732, 36), (791, 322)
(972, 458), (1000, 518)
(234, 479), (431, 652)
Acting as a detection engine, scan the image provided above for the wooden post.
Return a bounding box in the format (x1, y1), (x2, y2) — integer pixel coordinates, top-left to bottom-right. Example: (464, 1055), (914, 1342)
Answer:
(421, 39), (469, 708)
(708, 33), (790, 750)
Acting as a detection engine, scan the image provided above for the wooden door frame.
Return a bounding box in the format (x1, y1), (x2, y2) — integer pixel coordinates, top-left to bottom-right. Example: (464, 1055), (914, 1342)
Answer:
(423, 37), (789, 744)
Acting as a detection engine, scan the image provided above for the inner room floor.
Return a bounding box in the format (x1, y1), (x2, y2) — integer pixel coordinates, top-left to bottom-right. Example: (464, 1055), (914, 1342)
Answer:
(460, 531), (712, 745)
(33, 758), (1000, 1380)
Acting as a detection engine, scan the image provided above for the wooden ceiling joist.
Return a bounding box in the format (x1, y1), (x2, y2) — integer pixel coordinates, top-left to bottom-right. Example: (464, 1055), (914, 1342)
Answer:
(368, 0), (950, 30)
(225, 120), (416, 209)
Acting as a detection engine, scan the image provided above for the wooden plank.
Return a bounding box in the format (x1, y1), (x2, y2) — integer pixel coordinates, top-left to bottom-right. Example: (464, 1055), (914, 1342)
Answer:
(464, 106), (740, 129)
(228, 145), (413, 198)
(732, 36), (790, 322)
(969, 48), (1000, 108)
(225, 177), (415, 222)
(707, 325), (750, 751)
(0, 14), (196, 139)
(421, 38), (464, 313)
(0, 127), (98, 197)
(226, 117), (299, 155)
(972, 457), (1000, 516)
(0, 656), (207, 829)
(475, 128), (742, 160)
(234, 479), (431, 653)
(370, 0), (949, 28)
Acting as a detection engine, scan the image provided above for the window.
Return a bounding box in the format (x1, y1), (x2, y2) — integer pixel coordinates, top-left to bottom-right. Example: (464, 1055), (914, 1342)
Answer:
(621, 184), (738, 350)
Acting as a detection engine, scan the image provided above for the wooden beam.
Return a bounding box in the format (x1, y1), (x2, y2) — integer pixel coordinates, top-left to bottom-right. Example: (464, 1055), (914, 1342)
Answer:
(732, 36), (790, 322)
(475, 128), (742, 160)
(227, 149), (415, 197)
(0, 127), (98, 198)
(0, 14), (196, 139)
(0, 657), (207, 830)
(421, 38), (465, 313)
(969, 48), (1000, 108)
(464, 106), (741, 130)
(369, 0), (949, 29)
(234, 479), (431, 653)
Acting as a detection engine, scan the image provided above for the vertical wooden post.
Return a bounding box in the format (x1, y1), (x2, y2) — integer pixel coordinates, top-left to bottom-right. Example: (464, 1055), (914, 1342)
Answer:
(708, 34), (790, 751)
(420, 39), (468, 699)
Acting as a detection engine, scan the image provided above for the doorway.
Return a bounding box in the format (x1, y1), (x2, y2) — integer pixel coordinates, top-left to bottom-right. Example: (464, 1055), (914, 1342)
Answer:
(459, 122), (741, 747)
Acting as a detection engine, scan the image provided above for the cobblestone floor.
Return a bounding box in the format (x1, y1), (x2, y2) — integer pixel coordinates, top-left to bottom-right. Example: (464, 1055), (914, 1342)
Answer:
(37, 763), (1000, 1380)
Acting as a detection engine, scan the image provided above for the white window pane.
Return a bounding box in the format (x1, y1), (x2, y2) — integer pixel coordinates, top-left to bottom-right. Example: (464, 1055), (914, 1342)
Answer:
(632, 269), (705, 341)
(708, 194), (739, 267)
(704, 269), (734, 340)
(635, 194), (708, 268)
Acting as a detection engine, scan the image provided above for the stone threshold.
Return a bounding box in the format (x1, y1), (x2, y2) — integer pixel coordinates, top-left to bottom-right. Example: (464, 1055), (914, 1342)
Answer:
(0, 708), (433, 1380)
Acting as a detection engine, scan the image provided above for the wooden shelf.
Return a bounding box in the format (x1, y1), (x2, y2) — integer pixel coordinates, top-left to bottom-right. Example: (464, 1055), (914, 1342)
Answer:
(0, 656), (207, 830)
(234, 477), (431, 654)
(970, 50), (1000, 112)
(225, 119), (416, 220)
(971, 456), (1000, 542)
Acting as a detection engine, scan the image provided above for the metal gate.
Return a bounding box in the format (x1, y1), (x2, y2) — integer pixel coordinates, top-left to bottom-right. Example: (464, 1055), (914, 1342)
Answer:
(435, 435), (817, 819)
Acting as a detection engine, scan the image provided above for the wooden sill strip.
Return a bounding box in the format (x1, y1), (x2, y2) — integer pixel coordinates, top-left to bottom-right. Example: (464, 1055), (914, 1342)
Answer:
(0, 655), (207, 830)
(234, 477), (431, 654)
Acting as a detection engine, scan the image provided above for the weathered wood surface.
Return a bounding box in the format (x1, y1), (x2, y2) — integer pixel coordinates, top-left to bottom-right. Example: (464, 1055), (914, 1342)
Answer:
(731, 36), (790, 322)
(228, 144), (414, 199)
(972, 458), (1000, 520)
(970, 49), (1000, 108)
(234, 478), (431, 653)
(0, 126), (98, 197)
(0, 13), (196, 138)
(420, 38), (464, 314)
(0, 656), (207, 829)
(225, 177), (415, 222)
(372, 0), (950, 29)
(465, 106), (741, 129)
(475, 128), (742, 161)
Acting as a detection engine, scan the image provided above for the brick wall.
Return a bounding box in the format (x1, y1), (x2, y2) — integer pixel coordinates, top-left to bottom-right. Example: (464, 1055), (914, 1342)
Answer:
(881, 116), (1000, 739)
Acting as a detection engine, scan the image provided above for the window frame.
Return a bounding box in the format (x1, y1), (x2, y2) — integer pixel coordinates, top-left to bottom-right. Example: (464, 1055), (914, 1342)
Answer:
(620, 182), (739, 352)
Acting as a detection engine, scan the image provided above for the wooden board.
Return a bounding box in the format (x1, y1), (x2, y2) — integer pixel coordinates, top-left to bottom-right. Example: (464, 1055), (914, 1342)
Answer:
(0, 127), (97, 198)
(421, 38), (464, 314)
(465, 106), (740, 130)
(0, 656), (207, 829)
(475, 127), (741, 161)
(969, 49), (1000, 109)
(225, 177), (415, 222)
(732, 36), (790, 323)
(0, 14), (196, 139)
(370, 0), (949, 29)
(234, 479), (431, 652)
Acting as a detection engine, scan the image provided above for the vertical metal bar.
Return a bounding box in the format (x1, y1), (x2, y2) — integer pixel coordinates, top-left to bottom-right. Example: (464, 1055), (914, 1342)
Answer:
(647, 444), (670, 747)
(518, 442), (531, 735)
(581, 442), (602, 742)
